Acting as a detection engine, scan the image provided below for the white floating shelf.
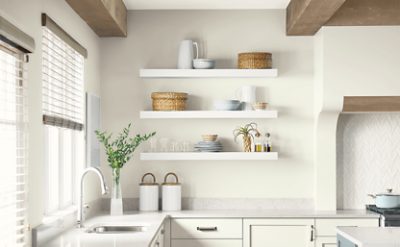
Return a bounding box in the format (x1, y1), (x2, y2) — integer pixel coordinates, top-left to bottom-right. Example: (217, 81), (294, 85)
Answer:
(140, 152), (278, 161)
(139, 69), (278, 78)
(140, 110), (278, 119)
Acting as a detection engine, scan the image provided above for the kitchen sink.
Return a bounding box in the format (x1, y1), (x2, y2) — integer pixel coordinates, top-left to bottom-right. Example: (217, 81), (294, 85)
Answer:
(86, 225), (148, 234)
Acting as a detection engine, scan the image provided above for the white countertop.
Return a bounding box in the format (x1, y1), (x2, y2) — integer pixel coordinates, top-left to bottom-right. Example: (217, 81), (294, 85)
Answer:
(40, 213), (168, 247)
(40, 210), (379, 247)
(337, 227), (400, 247)
(168, 209), (379, 218)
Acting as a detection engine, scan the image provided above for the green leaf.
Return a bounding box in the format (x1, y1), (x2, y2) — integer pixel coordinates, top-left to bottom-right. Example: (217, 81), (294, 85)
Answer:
(96, 123), (156, 169)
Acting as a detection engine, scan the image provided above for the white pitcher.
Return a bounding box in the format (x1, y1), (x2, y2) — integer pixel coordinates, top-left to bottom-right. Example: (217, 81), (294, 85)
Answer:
(236, 85), (257, 111)
(177, 40), (198, 69)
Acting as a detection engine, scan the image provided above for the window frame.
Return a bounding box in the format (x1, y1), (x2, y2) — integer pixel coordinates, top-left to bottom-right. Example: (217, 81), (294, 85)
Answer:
(0, 41), (29, 247)
(41, 14), (86, 218)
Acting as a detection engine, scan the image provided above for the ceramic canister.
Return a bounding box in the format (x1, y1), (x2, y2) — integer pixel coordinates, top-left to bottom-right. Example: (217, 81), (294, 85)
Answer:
(236, 85), (257, 110)
(162, 172), (182, 211)
(139, 173), (159, 211)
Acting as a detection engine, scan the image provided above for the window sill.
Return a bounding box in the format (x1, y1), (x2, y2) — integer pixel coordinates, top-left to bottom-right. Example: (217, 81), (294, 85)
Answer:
(33, 206), (78, 247)
(42, 206), (77, 225)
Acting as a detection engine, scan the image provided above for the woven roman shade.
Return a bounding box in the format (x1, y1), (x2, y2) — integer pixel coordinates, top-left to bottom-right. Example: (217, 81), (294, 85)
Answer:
(41, 14), (85, 131)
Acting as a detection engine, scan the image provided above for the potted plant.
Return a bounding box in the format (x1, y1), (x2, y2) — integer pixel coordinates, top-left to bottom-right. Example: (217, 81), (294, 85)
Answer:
(96, 123), (155, 215)
(233, 122), (260, 152)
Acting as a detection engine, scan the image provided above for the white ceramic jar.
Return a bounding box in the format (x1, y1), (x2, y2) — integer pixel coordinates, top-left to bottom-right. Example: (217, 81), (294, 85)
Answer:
(162, 172), (181, 211)
(139, 173), (159, 211)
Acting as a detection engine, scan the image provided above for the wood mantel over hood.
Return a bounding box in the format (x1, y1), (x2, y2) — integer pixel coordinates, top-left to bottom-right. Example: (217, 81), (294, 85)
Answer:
(343, 96), (400, 112)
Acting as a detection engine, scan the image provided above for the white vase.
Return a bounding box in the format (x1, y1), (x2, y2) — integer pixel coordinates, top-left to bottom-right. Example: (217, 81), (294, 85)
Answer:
(110, 168), (123, 215)
(110, 198), (123, 215)
(177, 40), (198, 69)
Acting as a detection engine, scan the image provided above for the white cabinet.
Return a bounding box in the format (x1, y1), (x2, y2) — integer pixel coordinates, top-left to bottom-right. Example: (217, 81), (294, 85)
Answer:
(171, 218), (242, 239)
(170, 218), (243, 247)
(168, 217), (379, 247)
(243, 219), (315, 247)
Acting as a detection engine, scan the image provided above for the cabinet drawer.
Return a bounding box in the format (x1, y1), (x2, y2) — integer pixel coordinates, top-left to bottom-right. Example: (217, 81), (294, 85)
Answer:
(171, 219), (242, 239)
(316, 219), (379, 236)
(171, 239), (242, 247)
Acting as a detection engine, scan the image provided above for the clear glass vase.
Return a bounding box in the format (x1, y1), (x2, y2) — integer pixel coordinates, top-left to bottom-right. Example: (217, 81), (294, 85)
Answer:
(110, 167), (123, 215)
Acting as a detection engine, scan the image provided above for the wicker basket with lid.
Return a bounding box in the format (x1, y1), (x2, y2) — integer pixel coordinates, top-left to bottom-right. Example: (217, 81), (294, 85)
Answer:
(151, 92), (188, 111)
(238, 52), (272, 69)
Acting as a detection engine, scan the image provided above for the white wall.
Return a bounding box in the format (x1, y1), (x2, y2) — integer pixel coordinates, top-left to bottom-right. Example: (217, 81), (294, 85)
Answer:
(100, 10), (315, 201)
(314, 26), (400, 210)
(0, 0), (102, 227)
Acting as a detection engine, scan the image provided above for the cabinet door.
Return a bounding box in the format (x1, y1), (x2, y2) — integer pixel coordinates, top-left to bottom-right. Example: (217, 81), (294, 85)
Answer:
(244, 219), (315, 247)
(316, 237), (337, 247)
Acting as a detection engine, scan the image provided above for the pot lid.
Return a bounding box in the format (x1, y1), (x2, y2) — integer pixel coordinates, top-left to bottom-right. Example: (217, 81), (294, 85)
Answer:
(376, 189), (400, 196)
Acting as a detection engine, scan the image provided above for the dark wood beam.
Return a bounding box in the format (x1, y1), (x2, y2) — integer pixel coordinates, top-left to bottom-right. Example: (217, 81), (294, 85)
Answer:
(343, 96), (400, 112)
(326, 0), (400, 26)
(286, 0), (347, 36)
(65, 0), (127, 37)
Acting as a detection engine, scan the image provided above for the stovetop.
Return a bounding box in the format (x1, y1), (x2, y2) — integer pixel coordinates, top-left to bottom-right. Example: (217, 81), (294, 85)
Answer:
(366, 204), (400, 215)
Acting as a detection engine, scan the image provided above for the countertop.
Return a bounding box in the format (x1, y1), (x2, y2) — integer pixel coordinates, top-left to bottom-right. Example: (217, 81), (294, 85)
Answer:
(337, 227), (400, 247)
(40, 210), (379, 247)
(168, 209), (379, 218)
(40, 213), (168, 247)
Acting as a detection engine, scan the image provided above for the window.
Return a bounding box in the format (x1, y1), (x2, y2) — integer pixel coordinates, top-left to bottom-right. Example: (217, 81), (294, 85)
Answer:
(42, 15), (85, 215)
(0, 41), (28, 246)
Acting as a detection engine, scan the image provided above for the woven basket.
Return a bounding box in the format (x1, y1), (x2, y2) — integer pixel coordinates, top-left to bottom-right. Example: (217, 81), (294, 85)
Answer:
(151, 92), (188, 111)
(238, 52), (272, 69)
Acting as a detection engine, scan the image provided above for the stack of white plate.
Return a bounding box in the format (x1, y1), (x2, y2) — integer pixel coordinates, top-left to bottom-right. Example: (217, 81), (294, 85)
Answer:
(194, 141), (223, 152)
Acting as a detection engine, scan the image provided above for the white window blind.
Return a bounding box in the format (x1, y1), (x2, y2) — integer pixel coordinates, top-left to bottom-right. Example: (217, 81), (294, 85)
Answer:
(42, 26), (84, 130)
(41, 16), (85, 215)
(0, 42), (28, 246)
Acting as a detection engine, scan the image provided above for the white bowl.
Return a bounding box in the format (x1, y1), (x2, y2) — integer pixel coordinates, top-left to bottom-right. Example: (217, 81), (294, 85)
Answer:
(193, 59), (215, 69)
(213, 100), (241, 111)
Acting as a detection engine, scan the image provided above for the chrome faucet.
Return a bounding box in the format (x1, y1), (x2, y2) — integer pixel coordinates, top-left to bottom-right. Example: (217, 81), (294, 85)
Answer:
(77, 167), (108, 228)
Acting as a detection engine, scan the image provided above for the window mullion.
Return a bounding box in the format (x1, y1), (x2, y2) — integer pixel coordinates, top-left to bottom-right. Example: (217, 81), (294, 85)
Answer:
(58, 129), (64, 210)
(71, 131), (76, 206)
(44, 127), (50, 214)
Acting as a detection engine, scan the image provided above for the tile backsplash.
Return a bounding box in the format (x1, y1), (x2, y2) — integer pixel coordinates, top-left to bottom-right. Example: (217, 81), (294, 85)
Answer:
(337, 113), (400, 209)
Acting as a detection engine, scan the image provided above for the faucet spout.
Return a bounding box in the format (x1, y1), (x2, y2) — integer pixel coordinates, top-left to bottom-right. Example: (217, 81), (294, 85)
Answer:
(77, 167), (108, 228)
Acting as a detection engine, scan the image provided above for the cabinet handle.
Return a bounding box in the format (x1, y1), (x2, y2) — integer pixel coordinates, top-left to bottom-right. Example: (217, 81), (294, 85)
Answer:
(196, 226), (218, 231)
(310, 225), (315, 242)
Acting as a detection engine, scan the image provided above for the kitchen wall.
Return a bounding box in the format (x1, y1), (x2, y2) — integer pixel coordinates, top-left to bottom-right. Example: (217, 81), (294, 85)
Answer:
(0, 0), (102, 227)
(314, 26), (400, 210)
(100, 10), (315, 204)
(337, 113), (400, 209)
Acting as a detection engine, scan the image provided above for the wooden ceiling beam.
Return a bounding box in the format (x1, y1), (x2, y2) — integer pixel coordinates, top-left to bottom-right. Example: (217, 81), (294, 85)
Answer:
(326, 0), (400, 26)
(286, 0), (347, 36)
(65, 0), (127, 37)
